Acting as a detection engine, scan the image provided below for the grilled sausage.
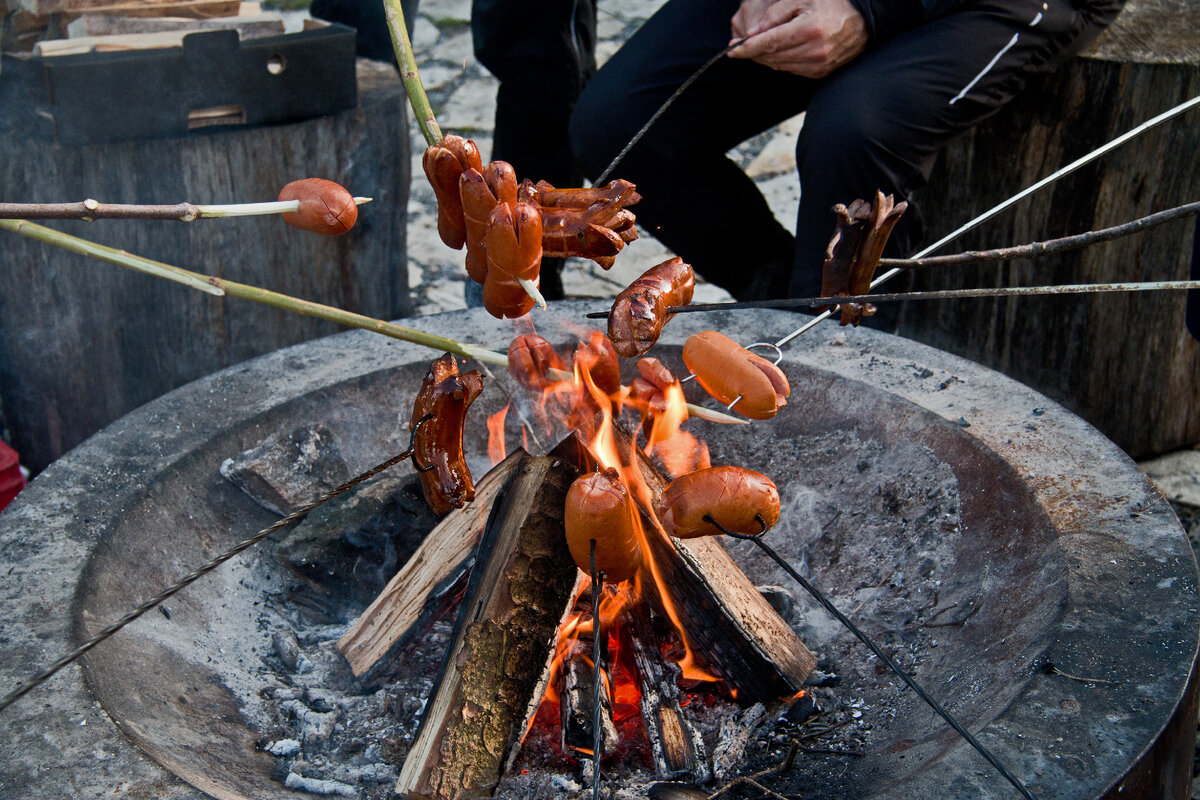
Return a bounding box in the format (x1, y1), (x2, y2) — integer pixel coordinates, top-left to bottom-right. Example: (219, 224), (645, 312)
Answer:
(608, 257), (695, 358)
(278, 179), (358, 235)
(460, 161), (518, 284)
(564, 468), (643, 582)
(482, 201), (542, 319)
(422, 135), (483, 250)
(508, 334), (566, 392)
(410, 353), (485, 515)
(656, 466), (780, 539)
(681, 330), (789, 420)
(572, 332), (621, 395)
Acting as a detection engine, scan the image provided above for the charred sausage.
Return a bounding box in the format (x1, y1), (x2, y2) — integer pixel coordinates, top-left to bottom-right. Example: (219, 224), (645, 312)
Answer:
(608, 257), (695, 358)
(656, 466), (780, 539)
(564, 468), (643, 582)
(410, 353), (485, 515)
(278, 179), (358, 235)
(681, 330), (789, 420)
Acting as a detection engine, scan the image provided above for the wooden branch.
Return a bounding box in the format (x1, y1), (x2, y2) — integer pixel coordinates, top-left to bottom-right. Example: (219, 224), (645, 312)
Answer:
(878, 199), (1200, 270)
(395, 453), (582, 800)
(336, 452), (524, 684)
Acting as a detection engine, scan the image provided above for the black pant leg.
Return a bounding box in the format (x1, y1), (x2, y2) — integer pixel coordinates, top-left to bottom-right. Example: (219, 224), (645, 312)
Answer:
(569, 0), (812, 298)
(789, 0), (1119, 297)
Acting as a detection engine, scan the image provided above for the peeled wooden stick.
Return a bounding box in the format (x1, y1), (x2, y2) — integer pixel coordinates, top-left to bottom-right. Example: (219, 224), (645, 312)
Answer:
(0, 219), (744, 425)
(0, 197), (371, 222)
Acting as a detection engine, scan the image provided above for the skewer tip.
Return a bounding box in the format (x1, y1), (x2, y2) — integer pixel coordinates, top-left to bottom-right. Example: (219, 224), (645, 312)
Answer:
(519, 278), (549, 310)
(353, 197), (373, 205)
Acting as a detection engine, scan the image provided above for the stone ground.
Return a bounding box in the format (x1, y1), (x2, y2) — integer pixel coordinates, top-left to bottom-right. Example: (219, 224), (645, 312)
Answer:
(370, 0), (1200, 793)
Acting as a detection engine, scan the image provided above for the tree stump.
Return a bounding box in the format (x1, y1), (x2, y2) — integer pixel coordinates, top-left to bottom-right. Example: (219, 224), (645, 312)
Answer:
(0, 86), (411, 472)
(900, 0), (1200, 459)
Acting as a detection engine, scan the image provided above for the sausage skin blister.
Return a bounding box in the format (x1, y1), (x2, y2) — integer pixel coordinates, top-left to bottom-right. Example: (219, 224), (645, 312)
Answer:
(681, 330), (789, 420)
(411, 353), (484, 515)
(564, 468), (643, 582)
(656, 466), (780, 539)
(278, 179), (358, 235)
(608, 257), (695, 358)
(422, 135), (483, 250)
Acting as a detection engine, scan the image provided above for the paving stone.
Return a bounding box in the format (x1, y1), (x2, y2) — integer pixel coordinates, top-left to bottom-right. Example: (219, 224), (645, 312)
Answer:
(1140, 449), (1200, 507)
(745, 113), (805, 178)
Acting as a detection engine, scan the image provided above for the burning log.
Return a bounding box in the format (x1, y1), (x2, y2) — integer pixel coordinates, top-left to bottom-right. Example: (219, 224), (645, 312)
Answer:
(337, 451), (525, 685)
(394, 452), (582, 800)
(559, 598), (619, 758)
(621, 600), (709, 781)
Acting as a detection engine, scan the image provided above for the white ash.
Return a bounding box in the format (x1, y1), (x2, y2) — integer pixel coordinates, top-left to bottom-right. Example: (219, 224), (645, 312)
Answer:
(284, 772), (358, 797)
(204, 423), (963, 800)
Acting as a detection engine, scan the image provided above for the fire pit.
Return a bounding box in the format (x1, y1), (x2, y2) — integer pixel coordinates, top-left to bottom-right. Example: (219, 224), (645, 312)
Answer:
(1, 303), (1196, 800)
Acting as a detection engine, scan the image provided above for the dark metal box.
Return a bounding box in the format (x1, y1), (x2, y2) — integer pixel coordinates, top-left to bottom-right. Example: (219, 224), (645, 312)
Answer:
(0, 23), (357, 145)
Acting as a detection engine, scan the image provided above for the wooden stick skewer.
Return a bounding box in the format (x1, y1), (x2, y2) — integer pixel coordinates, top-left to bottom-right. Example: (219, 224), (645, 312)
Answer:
(0, 197), (372, 222)
(0, 218), (744, 425)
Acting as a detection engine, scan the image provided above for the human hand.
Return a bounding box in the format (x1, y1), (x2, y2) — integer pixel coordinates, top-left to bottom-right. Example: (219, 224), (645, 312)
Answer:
(729, 0), (867, 78)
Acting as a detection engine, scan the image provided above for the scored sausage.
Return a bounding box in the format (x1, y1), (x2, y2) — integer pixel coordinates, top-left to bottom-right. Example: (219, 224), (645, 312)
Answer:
(564, 468), (643, 582)
(572, 332), (621, 395)
(422, 135), (483, 250)
(656, 466), (780, 539)
(410, 353), (484, 515)
(278, 178), (358, 236)
(681, 330), (789, 420)
(508, 334), (566, 392)
(608, 257), (695, 358)
(460, 161), (518, 284)
(482, 201), (542, 319)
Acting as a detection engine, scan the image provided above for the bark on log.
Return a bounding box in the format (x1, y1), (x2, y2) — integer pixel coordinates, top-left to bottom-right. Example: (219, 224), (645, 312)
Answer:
(0, 87), (411, 472)
(395, 453), (582, 800)
(900, 0), (1200, 458)
(337, 452), (525, 685)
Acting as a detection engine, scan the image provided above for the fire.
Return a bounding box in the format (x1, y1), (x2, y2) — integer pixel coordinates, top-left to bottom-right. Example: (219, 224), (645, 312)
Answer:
(494, 328), (729, 739)
(486, 404), (508, 465)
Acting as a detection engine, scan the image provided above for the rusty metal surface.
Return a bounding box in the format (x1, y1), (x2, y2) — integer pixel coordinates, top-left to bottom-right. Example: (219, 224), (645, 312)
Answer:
(0, 303), (1195, 799)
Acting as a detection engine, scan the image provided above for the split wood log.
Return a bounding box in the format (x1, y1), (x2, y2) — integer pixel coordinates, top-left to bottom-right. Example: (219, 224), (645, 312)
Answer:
(901, 0), (1200, 458)
(336, 451), (524, 685)
(394, 453), (582, 800)
(64, 11), (283, 41)
(559, 613), (619, 758)
(621, 600), (709, 781)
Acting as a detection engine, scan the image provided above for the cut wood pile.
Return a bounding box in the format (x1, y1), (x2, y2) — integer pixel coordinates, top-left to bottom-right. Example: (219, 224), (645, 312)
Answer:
(3, 0), (305, 57)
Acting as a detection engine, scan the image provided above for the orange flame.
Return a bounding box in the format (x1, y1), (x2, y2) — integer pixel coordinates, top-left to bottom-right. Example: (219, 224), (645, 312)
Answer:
(487, 404), (509, 465)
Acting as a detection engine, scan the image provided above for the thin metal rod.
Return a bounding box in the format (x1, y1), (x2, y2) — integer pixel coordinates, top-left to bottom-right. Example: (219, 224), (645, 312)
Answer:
(594, 40), (743, 185)
(771, 94), (1200, 348)
(708, 517), (1036, 800)
(590, 541), (604, 800)
(586, 279), (1200, 318)
(0, 433), (424, 714)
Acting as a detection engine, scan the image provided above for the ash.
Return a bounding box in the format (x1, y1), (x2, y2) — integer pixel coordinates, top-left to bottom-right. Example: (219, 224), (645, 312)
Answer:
(229, 426), (961, 800)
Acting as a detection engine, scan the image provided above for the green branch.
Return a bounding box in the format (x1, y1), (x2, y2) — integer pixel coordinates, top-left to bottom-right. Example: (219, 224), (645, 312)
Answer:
(383, 0), (442, 147)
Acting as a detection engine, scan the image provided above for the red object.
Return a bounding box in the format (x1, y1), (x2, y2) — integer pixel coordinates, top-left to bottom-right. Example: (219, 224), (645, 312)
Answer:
(0, 441), (25, 512)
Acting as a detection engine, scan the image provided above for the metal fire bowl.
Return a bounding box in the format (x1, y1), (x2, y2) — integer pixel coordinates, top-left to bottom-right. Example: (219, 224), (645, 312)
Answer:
(1, 304), (1196, 800)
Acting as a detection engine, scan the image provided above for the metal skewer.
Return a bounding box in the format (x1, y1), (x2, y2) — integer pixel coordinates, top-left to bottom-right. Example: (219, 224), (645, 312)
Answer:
(585, 279), (1200, 319)
(590, 541), (604, 800)
(0, 417), (432, 714)
(704, 515), (1037, 800)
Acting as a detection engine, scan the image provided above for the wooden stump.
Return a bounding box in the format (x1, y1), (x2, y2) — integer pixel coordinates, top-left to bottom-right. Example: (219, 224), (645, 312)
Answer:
(0, 87), (411, 472)
(900, 0), (1200, 459)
